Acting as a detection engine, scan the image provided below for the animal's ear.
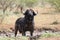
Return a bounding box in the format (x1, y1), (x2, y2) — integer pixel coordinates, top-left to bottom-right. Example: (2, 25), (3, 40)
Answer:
(30, 9), (36, 16)
(33, 11), (36, 16)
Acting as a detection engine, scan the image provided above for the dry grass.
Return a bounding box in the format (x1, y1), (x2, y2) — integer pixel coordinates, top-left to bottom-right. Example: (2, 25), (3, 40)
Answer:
(0, 6), (60, 31)
(39, 37), (60, 40)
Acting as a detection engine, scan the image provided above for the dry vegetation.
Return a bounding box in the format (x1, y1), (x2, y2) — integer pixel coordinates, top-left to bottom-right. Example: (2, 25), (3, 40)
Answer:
(0, 0), (60, 40)
(39, 37), (60, 40)
(1, 6), (60, 31)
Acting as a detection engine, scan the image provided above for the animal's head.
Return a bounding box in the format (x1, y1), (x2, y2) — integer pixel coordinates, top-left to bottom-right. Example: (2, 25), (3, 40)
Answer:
(24, 9), (36, 21)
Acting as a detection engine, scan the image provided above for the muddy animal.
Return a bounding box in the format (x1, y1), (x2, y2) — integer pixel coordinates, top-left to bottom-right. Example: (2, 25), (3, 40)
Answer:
(15, 9), (36, 37)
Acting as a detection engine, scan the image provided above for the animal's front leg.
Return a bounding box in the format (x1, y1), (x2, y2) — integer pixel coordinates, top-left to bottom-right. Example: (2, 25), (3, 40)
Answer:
(30, 26), (34, 36)
(22, 31), (26, 36)
(30, 30), (34, 36)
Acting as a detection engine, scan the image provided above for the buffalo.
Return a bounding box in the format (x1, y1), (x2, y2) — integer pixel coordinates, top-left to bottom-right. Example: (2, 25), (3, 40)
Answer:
(15, 9), (36, 37)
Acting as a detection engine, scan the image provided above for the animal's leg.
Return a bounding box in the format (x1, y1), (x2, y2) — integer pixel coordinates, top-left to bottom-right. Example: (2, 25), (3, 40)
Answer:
(30, 30), (34, 36)
(15, 25), (18, 37)
(22, 31), (26, 36)
(19, 30), (22, 33)
(30, 31), (33, 36)
(30, 27), (34, 36)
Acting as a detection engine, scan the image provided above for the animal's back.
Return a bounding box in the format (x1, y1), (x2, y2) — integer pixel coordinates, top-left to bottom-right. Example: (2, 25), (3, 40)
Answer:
(15, 17), (25, 29)
(16, 17), (24, 24)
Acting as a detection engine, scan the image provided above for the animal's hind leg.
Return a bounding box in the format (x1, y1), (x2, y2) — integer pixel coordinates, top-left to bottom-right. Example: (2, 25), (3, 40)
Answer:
(15, 25), (18, 37)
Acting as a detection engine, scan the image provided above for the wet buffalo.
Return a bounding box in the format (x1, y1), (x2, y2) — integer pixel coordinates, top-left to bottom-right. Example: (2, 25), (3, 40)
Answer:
(15, 9), (36, 37)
